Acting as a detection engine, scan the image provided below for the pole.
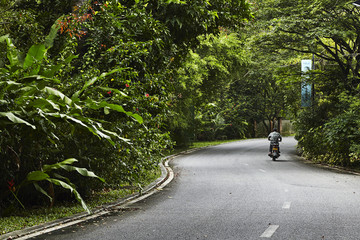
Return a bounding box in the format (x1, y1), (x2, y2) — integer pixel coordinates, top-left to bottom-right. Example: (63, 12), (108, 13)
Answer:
(312, 54), (315, 107)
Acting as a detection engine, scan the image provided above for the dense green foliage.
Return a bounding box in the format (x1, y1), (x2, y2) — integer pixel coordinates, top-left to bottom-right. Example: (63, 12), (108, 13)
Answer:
(0, 31), (141, 213)
(171, 31), (250, 143)
(251, 0), (360, 166)
(5, 0), (360, 222)
(0, 0), (251, 216)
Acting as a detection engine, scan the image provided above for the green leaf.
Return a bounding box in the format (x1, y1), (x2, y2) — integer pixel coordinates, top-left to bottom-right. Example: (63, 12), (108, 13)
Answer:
(97, 68), (127, 80)
(33, 183), (53, 201)
(37, 109), (57, 128)
(43, 87), (72, 105)
(43, 158), (78, 172)
(98, 101), (126, 112)
(21, 75), (61, 83)
(90, 124), (115, 144)
(4, 37), (19, 68)
(44, 112), (116, 145)
(0, 34), (10, 43)
(23, 44), (46, 69)
(164, 0), (186, 4)
(0, 80), (21, 93)
(27, 171), (50, 181)
(44, 22), (60, 49)
(59, 158), (79, 165)
(47, 178), (91, 214)
(130, 113), (143, 124)
(85, 100), (144, 124)
(0, 112), (36, 129)
(30, 98), (61, 111)
(101, 129), (130, 143)
(61, 165), (105, 182)
(97, 87), (128, 97)
(72, 68), (126, 99)
(104, 107), (110, 115)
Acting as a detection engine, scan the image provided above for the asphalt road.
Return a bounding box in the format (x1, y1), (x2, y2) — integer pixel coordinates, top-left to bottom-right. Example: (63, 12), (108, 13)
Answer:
(33, 137), (360, 240)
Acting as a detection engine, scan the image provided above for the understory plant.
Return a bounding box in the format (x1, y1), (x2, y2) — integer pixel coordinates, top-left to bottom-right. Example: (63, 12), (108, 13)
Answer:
(0, 24), (142, 213)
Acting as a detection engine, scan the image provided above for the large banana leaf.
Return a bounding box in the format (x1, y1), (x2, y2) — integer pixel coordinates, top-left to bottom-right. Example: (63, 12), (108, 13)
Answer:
(0, 112), (36, 129)
(85, 99), (144, 124)
(43, 87), (72, 105)
(44, 22), (59, 49)
(42, 158), (78, 172)
(43, 158), (105, 182)
(23, 44), (46, 70)
(72, 68), (127, 99)
(23, 158), (104, 214)
(47, 178), (90, 214)
(60, 165), (105, 182)
(3, 36), (19, 68)
(27, 171), (50, 181)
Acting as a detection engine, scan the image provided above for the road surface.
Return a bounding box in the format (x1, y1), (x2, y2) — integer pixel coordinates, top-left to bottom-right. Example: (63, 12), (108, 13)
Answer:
(34, 137), (360, 239)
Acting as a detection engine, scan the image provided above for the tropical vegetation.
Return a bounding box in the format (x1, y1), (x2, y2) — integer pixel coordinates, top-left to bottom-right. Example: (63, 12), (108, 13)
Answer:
(254, 0), (360, 167)
(2, 0), (360, 233)
(0, 0), (252, 218)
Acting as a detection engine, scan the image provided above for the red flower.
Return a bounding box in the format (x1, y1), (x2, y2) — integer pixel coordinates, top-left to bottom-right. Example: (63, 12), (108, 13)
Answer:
(107, 91), (112, 95)
(7, 179), (15, 192)
(125, 84), (130, 88)
(145, 93), (150, 98)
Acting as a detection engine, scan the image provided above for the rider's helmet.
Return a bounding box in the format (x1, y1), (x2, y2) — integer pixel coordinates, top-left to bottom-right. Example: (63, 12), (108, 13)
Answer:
(273, 128), (277, 132)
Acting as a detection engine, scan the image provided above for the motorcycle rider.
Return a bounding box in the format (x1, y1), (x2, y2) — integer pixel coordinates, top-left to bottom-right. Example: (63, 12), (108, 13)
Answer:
(268, 128), (282, 156)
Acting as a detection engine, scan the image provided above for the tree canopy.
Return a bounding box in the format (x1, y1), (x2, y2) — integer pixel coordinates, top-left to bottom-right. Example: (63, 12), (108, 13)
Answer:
(250, 0), (360, 166)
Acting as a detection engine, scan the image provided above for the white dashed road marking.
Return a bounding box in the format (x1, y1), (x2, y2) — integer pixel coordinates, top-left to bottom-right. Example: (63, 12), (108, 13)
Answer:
(282, 201), (291, 209)
(260, 225), (279, 238)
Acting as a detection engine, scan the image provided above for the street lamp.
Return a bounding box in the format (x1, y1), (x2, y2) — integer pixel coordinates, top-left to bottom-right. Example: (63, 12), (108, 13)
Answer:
(353, 0), (360, 7)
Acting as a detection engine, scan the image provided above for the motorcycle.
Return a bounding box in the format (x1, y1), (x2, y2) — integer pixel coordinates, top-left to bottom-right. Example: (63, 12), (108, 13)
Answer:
(269, 143), (280, 161)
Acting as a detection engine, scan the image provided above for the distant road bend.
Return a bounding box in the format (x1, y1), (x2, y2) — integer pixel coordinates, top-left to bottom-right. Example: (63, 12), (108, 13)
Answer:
(35, 137), (360, 240)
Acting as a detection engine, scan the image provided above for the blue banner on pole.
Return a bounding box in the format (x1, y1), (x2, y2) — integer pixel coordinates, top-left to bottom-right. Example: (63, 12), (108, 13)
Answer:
(301, 60), (312, 107)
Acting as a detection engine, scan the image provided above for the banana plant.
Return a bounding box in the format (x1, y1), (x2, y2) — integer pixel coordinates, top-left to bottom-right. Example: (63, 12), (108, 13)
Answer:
(0, 21), (143, 211)
(19, 158), (105, 214)
(0, 31), (142, 144)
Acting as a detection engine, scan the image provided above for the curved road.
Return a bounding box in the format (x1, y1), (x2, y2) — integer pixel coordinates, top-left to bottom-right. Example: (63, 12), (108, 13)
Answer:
(35, 137), (360, 239)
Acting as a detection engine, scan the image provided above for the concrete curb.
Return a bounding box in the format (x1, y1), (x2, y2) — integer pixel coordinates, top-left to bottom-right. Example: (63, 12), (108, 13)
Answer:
(300, 157), (360, 176)
(1, 154), (182, 240)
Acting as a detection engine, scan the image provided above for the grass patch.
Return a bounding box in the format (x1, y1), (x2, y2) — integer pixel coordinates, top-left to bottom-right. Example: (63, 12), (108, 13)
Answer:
(0, 188), (134, 235)
(1, 139), (240, 236)
(191, 139), (241, 149)
(167, 139), (242, 156)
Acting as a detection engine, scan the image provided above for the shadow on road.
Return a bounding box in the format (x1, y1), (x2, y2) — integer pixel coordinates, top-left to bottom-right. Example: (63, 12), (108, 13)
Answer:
(271, 159), (293, 163)
(192, 145), (267, 156)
